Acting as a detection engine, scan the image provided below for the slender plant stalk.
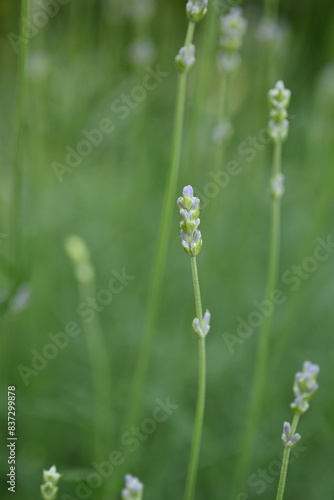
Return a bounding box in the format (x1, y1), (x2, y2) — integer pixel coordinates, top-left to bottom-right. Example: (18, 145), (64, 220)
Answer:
(264, 0), (280, 22)
(10, 0), (29, 291)
(213, 8), (247, 176)
(214, 71), (232, 173)
(232, 139), (283, 493)
(273, 152), (334, 362)
(184, 256), (207, 500)
(77, 280), (113, 465)
(64, 237), (113, 497)
(276, 414), (300, 500)
(262, 0), (281, 87)
(187, 6), (218, 178)
(125, 21), (196, 431)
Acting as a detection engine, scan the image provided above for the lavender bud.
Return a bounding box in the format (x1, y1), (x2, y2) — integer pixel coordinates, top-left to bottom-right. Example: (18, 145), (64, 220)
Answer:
(270, 173), (285, 199)
(281, 421), (290, 444)
(192, 318), (202, 337)
(256, 18), (289, 50)
(41, 482), (58, 500)
(290, 433), (301, 445)
(42, 466), (61, 485)
(268, 118), (289, 142)
(268, 80), (291, 108)
(127, 37), (156, 66)
(186, 0), (208, 23)
(175, 44), (196, 72)
(183, 185), (194, 197)
(217, 51), (241, 73)
(122, 474), (143, 500)
(64, 235), (95, 283)
(212, 118), (233, 144)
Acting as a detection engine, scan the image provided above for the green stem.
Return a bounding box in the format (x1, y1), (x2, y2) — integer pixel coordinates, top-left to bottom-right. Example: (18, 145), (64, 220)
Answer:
(263, 0), (281, 85)
(214, 71), (232, 173)
(191, 256), (203, 324)
(276, 415), (300, 500)
(124, 21), (196, 431)
(187, 7), (218, 179)
(183, 257), (206, 500)
(10, 0), (29, 289)
(264, 0), (280, 22)
(232, 140), (283, 494)
(78, 279), (113, 466)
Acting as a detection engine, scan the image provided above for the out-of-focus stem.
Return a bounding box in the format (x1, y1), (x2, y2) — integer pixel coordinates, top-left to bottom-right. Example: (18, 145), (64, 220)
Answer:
(10, 0), (30, 290)
(232, 140), (282, 494)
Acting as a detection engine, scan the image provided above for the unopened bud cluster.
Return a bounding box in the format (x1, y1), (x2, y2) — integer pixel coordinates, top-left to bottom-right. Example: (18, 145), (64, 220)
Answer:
(281, 421), (301, 448)
(177, 185), (202, 257)
(268, 80), (291, 142)
(175, 45), (196, 72)
(291, 361), (319, 415)
(40, 466), (61, 500)
(64, 235), (95, 284)
(193, 310), (211, 338)
(281, 361), (319, 449)
(186, 0), (208, 22)
(270, 172), (285, 199)
(218, 7), (247, 73)
(122, 474), (143, 500)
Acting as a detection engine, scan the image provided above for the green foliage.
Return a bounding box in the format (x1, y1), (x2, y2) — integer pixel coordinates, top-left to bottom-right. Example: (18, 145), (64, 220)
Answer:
(1, 1), (334, 499)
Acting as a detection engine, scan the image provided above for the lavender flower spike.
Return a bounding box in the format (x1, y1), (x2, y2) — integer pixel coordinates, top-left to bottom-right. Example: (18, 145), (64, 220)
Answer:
(268, 80), (291, 142)
(186, 0), (208, 23)
(218, 7), (247, 73)
(291, 361), (320, 415)
(177, 185), (202, 256)
(122, 474), (143, 500)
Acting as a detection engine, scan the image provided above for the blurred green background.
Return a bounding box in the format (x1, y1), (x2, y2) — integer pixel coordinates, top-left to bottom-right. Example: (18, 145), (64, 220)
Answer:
(1, 0), (334, 499)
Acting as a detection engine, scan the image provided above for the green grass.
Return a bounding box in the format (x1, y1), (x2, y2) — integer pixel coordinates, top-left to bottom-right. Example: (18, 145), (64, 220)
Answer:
(1, 1), (334, 499)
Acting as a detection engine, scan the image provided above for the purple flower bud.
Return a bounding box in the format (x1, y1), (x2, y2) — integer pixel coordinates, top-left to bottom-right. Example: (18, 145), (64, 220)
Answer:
(180, 229), (188, 241)
(183, 185), (194, 197)
(193, 230), (201, 243)
(283, 421), (290, 436)
(303, 361), (319, 376)
(122, 474), (143, 500)
(192, 197), (200, 209)
(290, 433), (301, 444)
(203, 310), (211, 325)
(177, 197), (183, 208)
(179, 209), (190, 221)
(192, 318), (202, 336)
